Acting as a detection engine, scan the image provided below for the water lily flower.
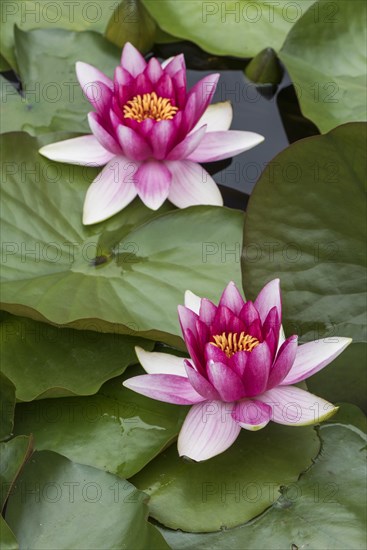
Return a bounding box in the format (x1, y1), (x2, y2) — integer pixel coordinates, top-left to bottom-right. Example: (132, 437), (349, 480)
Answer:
(123, 279), (352, 461)
(39, 42), (264, 225)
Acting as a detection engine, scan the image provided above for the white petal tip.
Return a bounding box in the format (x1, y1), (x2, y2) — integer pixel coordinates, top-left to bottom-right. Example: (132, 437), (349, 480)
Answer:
(38, 146), (51, 159)
(135, 346), (148, 363)
(239, 421), (268, 431)
(184, 290), (202, 314)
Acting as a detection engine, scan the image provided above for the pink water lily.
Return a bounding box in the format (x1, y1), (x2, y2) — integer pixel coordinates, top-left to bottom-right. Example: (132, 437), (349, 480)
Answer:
(39, 42), (264, 225)
(123, 279), (351, 461)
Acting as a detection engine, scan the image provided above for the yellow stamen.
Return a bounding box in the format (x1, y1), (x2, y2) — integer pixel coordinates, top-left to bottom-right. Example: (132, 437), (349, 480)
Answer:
(123, 92), (179, 122)
(210, 332), (260, 358)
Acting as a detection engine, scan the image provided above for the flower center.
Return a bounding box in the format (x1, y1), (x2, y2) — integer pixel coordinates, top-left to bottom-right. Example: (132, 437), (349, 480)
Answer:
(123, 92), (179, 122)
(210, 332), (260, 358)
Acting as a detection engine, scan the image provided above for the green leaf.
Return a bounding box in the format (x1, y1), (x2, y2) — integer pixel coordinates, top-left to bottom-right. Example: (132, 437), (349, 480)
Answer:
(1, 0), (119, 71)
(158, 408), (367, 549)
(4, 450), (169, 550)
(105, 0), (156, 54)
(328, 402), (367, 433)
(0, 517), (18, 550)
(279, 0), (367, 133)
(1, 132), (243, 347)
(0, 54), (11, 71)
(245, 48), (283, 85)
(0, 372), (16, 440)
(1, 27), (120, 135)
(142, 0), (314, 57)
(0, 312), (154, 401)
(242, 123), (366, 410)
(132, 423), (320, 532)
(13, 367), (186, 478)
(307, 342), (367, 413)
(155, 26), (181, 44)
(0, 435), (33, 511)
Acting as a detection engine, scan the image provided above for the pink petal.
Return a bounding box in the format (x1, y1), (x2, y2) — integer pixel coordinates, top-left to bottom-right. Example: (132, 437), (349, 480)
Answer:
(205, 342), (228, 365)
(39, 135), (114, 166)
(207, 360), (245, 402)
(81, 81), (112, 116)
(187, 73), (220, 128)
(242, 341), (272, 397)
(136, 117), (155, 140)
(211, 305), (246, 336)
(123, 374), (205, 405)
(228, 351), (248, 378)
(134, 160), (172, 210)
(134, 72), (154, 95)
(150, 120), (176, 160)
(121, 42), (147, 77)
(239, 301), (260, 328)
(258, 386), (338, 426)
(262, 307), (281, 340)
(161, 56), (174, 69)
(218, 281), (245, 316)
(184, 290), (202, 314)
(166, 160), (223, 208)
(264, 327), (278, 359)
(88, 112), (121, 154)
(254, 279), (282, 325)
(247, 319), (263, 341)
(232, 399), (272, 430)
(82, 156), (138, 225)
(145, 57), (163, 83)
(267, 335), (298, 389)
(155, 73), (175, 101)
(166, 125), (207, 161)
(76, 61), (113, 95)
(192, 101), (233, 133)
(116, 125), (152, 161)
(162, 54), (186, 77)
(178, 305), (199, 335)
(135, 347), (187, 376)
(195, 318), (210, 348)
(178, 401), (241, 461)
(199, 298), (217, 326)
(183, 328), (206, 374)
(281, 337), (352, 386)
(114, 66), (134, 105)
(180, 94), (199, 136)
(172, 72), (187, 107)
(184, 360), (220, 400)
(187, 130), (264, 162)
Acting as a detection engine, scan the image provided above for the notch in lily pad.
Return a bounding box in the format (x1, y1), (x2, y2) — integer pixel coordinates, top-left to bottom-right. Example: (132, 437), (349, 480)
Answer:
(245, 48), (283, 97)
(105, 0), (156, 54)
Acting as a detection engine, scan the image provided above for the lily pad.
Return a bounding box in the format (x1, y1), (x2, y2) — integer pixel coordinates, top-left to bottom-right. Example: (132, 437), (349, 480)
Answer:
(14, 367), (187, 478)
(1, 0), (119, 70)
(1, 27), (120, 135)
(279, 0), (367, 133)
(0, 435), (33, 511)
(142, 0), (314, 58)
(0, 372), (16, 440)
(0, 312), (154, 401)
(158, 407), (367, 549)
(132, 423), (320, 532)
(0, 517), (18, 550)
(4, 450), (169, 550)
(242, 123), (367, 410)
(1, 132), (243, 347)
(105, 0), (156, 53)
